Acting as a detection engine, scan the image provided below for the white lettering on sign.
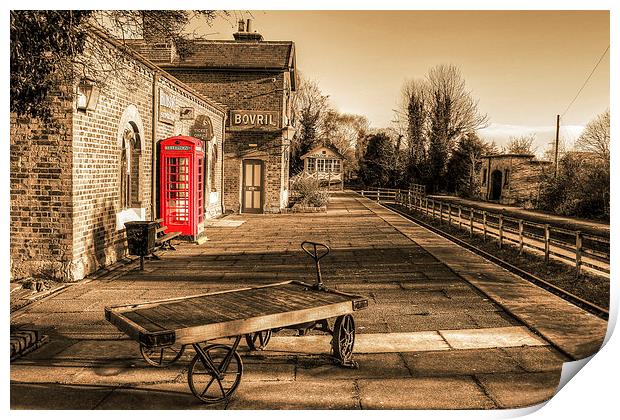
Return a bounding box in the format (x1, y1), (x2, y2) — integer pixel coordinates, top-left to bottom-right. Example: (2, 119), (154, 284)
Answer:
(159, 89), (176, 108)
(230, 110), (279, 129)
(159, 88), (176, 125)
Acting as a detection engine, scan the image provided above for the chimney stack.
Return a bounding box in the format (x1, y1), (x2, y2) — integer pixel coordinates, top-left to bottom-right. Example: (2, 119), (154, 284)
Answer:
(233, 18), (263, 42)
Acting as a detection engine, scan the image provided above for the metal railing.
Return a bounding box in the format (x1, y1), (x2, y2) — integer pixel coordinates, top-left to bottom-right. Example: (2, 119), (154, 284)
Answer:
(357, 187), (610, 277)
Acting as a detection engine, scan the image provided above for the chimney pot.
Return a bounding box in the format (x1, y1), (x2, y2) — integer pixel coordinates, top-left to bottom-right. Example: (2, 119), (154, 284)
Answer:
(233, 18), (263, 42)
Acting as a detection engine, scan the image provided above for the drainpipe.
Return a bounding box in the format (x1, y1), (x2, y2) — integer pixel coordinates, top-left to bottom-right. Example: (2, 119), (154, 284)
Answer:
(220, 114), (227, 214)
(151, 71), (159, 219)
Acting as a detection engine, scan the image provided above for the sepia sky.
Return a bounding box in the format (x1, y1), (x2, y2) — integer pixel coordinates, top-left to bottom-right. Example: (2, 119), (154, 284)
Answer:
(201, 10), (609, 153)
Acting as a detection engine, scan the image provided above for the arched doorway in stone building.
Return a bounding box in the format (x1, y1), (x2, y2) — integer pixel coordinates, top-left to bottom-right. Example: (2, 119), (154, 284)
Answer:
(490, 170), (503, 201)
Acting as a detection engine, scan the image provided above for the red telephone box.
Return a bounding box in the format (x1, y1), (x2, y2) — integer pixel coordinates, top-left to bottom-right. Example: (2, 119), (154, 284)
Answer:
(159, 136), (205, 238)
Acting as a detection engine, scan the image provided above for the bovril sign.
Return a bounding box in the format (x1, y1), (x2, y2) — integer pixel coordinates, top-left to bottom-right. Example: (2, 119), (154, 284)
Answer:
(230, 110), (279, 130)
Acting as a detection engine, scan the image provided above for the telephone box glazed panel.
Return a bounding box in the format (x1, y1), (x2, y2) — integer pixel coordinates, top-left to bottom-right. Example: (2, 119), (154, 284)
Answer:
(159, 136), (205, 237)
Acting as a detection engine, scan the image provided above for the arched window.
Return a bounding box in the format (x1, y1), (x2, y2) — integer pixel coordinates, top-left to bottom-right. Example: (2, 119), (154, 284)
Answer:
(120, 123), (141, 209)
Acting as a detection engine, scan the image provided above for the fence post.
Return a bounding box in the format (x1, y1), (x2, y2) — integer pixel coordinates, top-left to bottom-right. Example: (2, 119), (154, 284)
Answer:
(425, 198), (429, 217)
(498, 214), (503, 249)
(376, 189), (380, 202)
(482, 211), (487, 241)
(439, 202), (443, 224)
(448, 204), (452, 225)
(518, 220), (524, 255)
(544, 224), (550, 264)
(361, 190), (365, 197)
(458, 206), (462, 229)
(575, 231), (583, 276)
(469, 208), (474, 238)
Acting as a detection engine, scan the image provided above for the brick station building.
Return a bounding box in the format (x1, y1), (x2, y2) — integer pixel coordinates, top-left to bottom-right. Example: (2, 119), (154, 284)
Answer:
(130, 20), (297, 213)
(10, 27), (227, 282)
(479, 153), (552, 206)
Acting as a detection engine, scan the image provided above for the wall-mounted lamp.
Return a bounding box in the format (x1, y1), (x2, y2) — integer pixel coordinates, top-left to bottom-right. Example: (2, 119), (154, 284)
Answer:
(76, 78), (100, 112)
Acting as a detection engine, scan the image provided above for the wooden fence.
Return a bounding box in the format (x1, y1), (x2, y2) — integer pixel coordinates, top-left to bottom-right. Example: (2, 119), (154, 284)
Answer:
(357, 187), (610, 277)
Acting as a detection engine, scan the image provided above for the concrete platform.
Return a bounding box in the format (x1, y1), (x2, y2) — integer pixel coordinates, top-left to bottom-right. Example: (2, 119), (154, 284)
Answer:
(10, 192), (607, 410)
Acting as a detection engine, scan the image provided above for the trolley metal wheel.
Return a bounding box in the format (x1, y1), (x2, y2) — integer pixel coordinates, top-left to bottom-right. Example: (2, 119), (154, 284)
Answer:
(245, 330), (272, 351)
(332, 314), (357, 367)
(139, 344), (185, 367)
(188, 343), (243, 404)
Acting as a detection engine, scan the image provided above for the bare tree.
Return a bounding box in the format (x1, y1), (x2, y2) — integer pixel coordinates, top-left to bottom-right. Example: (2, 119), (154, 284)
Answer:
(322, 112), (369, 175)
(575, 110), (610, 162)
(505, 133), (537, 154)
(427, 64), (488, 146)
(425, 64), (488, 192)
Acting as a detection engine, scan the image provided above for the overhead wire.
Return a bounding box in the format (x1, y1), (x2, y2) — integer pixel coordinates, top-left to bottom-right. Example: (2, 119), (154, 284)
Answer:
(561, 44), (609, 118)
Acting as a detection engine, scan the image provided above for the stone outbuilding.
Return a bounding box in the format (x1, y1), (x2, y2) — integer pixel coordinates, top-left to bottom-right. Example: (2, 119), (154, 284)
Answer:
(130, 19), (297, 214)
(479, 153), (552, 206)
(300, 145), (345, 190)
(10, 26), (226, 282)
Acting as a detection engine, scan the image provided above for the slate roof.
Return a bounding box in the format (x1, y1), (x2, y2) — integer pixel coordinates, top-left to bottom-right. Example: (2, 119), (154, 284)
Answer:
(300, 144), (346, 160)
(127, 40), (295, 71)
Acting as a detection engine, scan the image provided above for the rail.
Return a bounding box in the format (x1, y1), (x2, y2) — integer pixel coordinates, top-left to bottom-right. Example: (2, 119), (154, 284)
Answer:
(357, 187), (610, 277)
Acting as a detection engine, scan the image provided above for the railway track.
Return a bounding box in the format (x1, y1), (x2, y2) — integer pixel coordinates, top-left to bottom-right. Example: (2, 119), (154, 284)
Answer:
(385, 203), (609, 321)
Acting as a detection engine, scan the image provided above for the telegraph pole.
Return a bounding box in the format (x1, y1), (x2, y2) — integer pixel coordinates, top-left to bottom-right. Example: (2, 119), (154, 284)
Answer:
(554, 114), (560, 177)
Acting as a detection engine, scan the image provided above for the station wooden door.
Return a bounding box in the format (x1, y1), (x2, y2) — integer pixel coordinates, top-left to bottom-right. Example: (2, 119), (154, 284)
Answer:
(242, 159), (264, 213)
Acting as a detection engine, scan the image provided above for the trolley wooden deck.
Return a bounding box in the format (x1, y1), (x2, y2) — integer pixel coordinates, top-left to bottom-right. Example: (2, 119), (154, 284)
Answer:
(105, 280), (368, 347)
(105, 279), (368, 404)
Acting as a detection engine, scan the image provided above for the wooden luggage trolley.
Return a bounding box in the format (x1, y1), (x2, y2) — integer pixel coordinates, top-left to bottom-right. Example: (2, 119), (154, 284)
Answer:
(105, 241), (368, 404)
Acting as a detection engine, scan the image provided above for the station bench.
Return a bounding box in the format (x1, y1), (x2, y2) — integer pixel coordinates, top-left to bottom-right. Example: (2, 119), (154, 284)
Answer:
(154, 218), (181, 251)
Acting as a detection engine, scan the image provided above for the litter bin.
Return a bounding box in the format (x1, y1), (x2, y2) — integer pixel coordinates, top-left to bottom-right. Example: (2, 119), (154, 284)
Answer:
(125, 221), (158, 270)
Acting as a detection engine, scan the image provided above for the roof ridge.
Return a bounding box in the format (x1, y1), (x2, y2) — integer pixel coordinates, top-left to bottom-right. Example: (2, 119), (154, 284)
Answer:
(193, 39), (294, 45)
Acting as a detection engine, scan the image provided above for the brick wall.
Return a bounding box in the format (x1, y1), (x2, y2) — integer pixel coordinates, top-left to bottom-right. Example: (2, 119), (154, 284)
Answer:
(70, 39), (155, 281)
(10, 86), (74, 281)
(70, 43), (226, 280)
(164, 68), (291, 213)
(11, 31), (226, 282)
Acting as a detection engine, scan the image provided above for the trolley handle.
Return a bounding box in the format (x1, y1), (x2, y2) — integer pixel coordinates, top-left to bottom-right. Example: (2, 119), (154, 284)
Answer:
(301, 241), (330, 291)
(301, 241), (330, 263)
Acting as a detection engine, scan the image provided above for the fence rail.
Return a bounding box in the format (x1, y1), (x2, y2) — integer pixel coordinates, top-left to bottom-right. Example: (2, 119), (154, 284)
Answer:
(357, 187), (610, 277)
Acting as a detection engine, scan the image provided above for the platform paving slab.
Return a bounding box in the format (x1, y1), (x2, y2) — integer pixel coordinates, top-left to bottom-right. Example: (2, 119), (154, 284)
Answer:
(439, 326), (547, 350)
(500, 346), (568, 372)
(10, 383), (116, 410)
(294, 353), (410, 381)
(358, 376), (496, 409)
(475, 371), (562, 408)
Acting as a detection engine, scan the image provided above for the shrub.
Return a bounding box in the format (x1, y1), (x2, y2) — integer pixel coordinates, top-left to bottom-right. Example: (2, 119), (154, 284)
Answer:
(290, 175), (330, 207)
(537, 153), (609, 220)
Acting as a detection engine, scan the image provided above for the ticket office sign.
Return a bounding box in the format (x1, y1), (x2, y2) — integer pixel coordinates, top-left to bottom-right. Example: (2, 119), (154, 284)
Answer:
(230, 110), (280, 130)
